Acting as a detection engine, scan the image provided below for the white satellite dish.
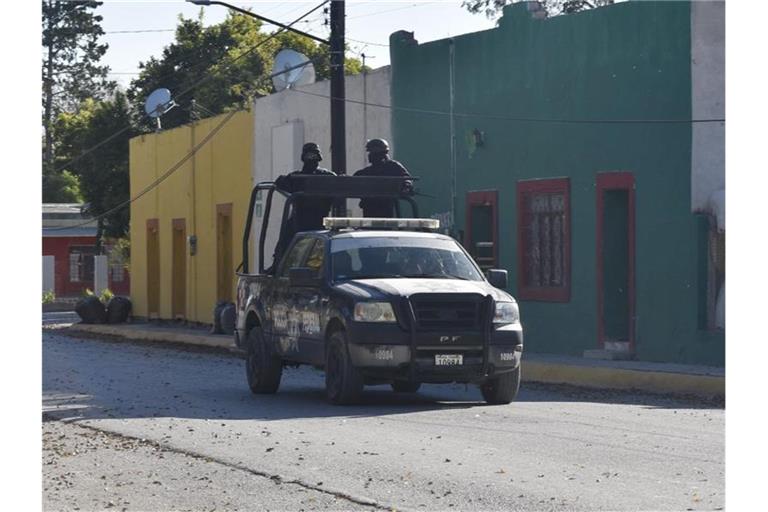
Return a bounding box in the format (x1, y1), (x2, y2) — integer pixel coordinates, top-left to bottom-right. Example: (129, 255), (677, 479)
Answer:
(271, 49), (315, 92)
(144, 88), (176, 130)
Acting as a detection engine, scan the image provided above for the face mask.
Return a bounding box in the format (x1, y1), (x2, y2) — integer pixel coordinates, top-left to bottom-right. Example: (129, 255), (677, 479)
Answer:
(368, 152), (385, 164)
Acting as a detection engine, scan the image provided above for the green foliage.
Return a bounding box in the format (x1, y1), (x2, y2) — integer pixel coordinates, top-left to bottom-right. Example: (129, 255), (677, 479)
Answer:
(83, 288), (94, 297)
(42, 0), (114, 112)
(54, 92), (133, 241)
(461, 0), (614, 18)
(109, 237), (131, 271)
(127, 12), (365, 131)
(42, 0), (115, 171)
(42, 170), (82, 203)
(42, 290), (56, 304)
(99, 288), (114, 304)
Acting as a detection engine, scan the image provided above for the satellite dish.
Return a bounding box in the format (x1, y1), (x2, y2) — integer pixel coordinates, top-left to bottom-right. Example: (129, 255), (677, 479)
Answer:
(144, 88), (176, 130)
(271, 49), (315, 92)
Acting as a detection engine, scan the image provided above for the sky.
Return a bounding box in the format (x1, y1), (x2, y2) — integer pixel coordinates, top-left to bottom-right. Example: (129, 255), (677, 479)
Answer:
(98, 0), (499, 88)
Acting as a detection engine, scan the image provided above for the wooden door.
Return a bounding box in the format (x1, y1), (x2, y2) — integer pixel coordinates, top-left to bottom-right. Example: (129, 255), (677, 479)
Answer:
(146, 219), (160, 318)
(216, 204), (233, 302)
(172, 219), (187, 319)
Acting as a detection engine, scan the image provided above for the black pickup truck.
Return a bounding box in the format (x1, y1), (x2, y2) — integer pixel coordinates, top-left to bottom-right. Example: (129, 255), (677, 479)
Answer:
(235, 176), (523, 405)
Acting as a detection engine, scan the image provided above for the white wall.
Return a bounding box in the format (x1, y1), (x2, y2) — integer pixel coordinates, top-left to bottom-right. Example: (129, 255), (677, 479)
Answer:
(43, 256), (55, 293)
(691, 0), (725, 222)
(250, 66), (392, 271)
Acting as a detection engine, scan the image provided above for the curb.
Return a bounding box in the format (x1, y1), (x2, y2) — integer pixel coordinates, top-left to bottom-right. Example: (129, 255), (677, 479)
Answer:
(66, 324), (723, 400)
(70, 323), (235, 351)
(523, 360), (724, 400)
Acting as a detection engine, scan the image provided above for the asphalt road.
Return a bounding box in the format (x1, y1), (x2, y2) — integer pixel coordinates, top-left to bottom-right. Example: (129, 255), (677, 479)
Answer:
(43, 318), (724, 511)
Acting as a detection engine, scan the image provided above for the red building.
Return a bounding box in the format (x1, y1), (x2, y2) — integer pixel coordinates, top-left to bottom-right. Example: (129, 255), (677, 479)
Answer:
(42, 204), (130, 297)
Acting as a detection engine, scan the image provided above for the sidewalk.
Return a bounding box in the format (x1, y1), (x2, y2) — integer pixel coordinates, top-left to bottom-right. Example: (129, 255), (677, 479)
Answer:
(68, 322), (724, 400)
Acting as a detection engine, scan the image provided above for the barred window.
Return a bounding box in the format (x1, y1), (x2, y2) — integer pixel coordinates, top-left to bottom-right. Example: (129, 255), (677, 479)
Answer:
(69, 253), (81, 282)
(68, 246), (96, 284)
(517, 178), (570, 302)
(111, 262), (125, 282)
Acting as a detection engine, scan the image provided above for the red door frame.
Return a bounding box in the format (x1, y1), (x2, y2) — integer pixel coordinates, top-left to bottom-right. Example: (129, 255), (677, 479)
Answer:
(465, 190), (499, 267)
(596, 172), (636, 351)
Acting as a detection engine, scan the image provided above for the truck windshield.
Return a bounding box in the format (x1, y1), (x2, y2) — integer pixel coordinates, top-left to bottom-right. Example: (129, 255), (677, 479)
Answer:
(330, 236), (484, 282)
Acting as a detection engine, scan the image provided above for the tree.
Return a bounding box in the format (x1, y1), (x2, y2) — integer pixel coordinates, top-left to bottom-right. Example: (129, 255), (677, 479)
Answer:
(42, 1), (115, 171)
(42, 170), (83, 203)
(54, 93), (133, 251)
(127, 12), (364, 132)
(462, 0), (614, 19)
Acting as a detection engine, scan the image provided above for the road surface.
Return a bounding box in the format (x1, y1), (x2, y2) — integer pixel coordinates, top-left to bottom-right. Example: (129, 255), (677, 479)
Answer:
(43, 317), (724, 511)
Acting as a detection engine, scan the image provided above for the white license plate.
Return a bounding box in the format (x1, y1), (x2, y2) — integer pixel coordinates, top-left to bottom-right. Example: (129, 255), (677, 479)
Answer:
(435, 354), (463, 366)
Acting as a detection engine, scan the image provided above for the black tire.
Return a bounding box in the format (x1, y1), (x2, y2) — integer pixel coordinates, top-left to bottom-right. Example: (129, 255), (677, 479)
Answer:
(211, 301), (227, 334)
(245, 326), (282, 394)
(325, 331), (364, 405)
(219, 303), (236, 335)
(391, 381), (421, 393)
(106, 296), (132, 324)
(75, 296), (106, 324)
(480, 365), (521, 405)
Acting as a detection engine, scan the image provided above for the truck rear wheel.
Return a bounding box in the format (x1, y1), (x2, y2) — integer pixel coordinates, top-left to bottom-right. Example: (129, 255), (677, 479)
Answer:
(245, 326), (282, 394)
(325, 331), (364, 405)
(480, 365), (521, 405)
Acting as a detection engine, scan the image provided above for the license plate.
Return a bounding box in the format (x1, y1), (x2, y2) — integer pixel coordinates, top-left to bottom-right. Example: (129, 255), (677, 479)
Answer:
(435, 354), (463, 366)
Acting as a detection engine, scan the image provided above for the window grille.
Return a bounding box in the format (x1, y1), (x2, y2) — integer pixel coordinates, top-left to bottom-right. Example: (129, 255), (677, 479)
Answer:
(517, 178), (570, 302)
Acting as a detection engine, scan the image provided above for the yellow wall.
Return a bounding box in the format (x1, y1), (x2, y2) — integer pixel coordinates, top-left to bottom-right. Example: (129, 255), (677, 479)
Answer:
(129, 109), (253, 323)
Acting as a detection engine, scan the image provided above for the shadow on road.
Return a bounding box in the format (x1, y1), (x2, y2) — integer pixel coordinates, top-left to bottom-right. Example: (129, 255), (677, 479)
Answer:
(42, 329), (723, 427)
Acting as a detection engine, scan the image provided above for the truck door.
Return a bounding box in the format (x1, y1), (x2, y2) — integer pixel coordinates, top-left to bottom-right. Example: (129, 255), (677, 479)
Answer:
(272, 236), (316, 360)
(294, 238), (327, 365)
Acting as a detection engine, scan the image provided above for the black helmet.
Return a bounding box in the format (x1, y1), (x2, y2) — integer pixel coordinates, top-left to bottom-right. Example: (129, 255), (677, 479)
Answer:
(301, 142), (322, 161)
(365, 138), (390, 153)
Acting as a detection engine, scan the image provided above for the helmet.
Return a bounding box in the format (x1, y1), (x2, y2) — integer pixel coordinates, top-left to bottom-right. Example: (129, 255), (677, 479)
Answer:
(365, 138), (390, 153)
(301, 142), (322, 161)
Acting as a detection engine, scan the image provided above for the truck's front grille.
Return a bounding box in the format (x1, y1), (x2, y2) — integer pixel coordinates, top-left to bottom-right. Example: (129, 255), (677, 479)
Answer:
(409, 294), (485, 330)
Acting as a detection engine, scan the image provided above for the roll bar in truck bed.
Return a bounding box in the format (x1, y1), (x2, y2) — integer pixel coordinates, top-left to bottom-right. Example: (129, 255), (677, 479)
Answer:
(241, 175), (420, 274)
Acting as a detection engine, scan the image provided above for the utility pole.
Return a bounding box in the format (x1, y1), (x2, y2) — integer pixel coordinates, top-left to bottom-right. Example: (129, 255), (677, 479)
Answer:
(329, 0), (346, 175)
(329, 1), (346, 214)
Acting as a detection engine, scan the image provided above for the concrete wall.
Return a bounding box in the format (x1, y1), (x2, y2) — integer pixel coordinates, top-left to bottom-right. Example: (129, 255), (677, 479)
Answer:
(129, 110), (254, 323)
(251, 66), (392, 271)
(690, 0), (725, 218)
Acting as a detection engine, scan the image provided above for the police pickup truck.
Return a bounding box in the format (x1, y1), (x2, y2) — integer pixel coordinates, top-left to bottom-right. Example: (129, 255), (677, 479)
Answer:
(235, 176), (523, 405)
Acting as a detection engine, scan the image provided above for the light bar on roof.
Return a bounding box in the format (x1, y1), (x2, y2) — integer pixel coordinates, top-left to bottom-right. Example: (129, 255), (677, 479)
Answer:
(323, 217), (440, 230)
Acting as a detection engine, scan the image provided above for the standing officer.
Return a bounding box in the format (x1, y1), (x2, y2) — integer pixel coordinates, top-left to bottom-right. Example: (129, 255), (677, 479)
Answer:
(272, 143), (336, 267)
(354, 138), (412, 218)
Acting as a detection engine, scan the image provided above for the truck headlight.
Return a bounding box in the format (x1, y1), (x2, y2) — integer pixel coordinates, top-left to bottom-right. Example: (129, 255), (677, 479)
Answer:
(354, 302), (397, 323)
(493, 302), (520, 325)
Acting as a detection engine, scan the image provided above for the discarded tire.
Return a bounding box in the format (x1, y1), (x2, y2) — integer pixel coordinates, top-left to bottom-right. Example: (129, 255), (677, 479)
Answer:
(220, 303), (236, 335)
(211, 301), (228, 334)
(106, 296), (132, 324)
(75, 296), (107, 324)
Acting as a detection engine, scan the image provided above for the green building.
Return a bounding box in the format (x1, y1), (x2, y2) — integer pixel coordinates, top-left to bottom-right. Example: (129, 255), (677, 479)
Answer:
(389, 1), (724, 366)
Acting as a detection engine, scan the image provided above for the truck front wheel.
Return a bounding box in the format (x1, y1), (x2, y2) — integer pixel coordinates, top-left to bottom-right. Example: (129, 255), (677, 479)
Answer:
(480, 365), (521, 405)
(245, 326), (282, 394)
(325, 331), (364, 405)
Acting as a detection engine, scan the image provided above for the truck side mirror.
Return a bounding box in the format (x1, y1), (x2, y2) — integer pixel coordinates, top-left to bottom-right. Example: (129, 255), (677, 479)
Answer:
(487, 269), (508, 289)
(289, 267), (320, 287)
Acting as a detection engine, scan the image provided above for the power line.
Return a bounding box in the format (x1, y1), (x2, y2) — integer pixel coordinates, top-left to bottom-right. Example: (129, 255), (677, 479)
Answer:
(47, 108), (240, 232)
(347, 37), (389, 47)
(347, 2), (436, 20)
(105, 29), (175, 34)
(48, 1), (331, 232)
(288, 87), (726, 124)
(53, 1), (329, 174)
